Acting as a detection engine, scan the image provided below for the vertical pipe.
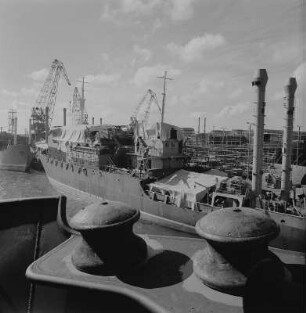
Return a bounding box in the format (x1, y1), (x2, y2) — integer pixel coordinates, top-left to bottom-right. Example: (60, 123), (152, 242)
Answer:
(251, 69), (268, 196)
(13, 117), (17, 145)
(28, 119), (32, 145)
(45, 107), (49, 141)
(63, 108), (67, 126)
(281, 77), (297, 201)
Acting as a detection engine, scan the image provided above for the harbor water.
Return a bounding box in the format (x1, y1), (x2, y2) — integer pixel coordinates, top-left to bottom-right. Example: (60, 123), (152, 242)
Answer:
(0, 169), (197, 238)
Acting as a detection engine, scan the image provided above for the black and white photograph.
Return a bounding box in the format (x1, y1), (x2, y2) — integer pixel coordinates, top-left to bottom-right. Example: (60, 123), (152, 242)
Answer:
(0, 0), (305, 312)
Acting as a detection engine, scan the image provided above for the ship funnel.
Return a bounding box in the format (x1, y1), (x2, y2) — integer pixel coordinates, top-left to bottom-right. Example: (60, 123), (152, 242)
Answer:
(251, 69), (268, 196)
(281, 77), (297, 201)
(63, 108), (67, 126)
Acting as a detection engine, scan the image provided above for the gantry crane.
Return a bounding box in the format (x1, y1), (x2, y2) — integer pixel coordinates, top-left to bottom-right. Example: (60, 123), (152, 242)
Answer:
(130, 89), (161, 138)
(31, 59), (71, 140)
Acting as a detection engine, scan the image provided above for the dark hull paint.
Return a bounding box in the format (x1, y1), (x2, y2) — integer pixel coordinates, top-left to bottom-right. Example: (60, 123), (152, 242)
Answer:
(0, 196), (67, 312)
(41, 155), (306, 252)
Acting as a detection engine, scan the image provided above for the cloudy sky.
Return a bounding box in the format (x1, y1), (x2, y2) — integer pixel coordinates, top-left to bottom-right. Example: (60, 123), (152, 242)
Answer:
(0, 0), (305, 134)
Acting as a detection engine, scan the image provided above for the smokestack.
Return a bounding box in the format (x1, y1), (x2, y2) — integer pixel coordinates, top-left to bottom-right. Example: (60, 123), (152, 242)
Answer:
(63, 108), (67, 126)
(198, 116), (200, 134)
(45, 107), (49, 141)
(100, 118), (102, 125)
(203, 117), (206, 147)
(251, 69), (268, 196)
(281, 77), (297, 201)
(92, 117), (94, 125)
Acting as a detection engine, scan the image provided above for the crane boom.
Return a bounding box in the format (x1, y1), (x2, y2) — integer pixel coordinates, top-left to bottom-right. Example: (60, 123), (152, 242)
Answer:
(31, 59), (71, 141)
(130, 89), (161, 140)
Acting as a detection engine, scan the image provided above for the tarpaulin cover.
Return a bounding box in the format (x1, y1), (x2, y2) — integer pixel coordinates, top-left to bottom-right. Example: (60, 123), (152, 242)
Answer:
(52, 125), (87, 151)
(149, 169), (228, 209)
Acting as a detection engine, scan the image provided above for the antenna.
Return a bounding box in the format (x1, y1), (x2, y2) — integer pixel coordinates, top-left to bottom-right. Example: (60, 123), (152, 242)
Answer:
(157, 71), (173, 125)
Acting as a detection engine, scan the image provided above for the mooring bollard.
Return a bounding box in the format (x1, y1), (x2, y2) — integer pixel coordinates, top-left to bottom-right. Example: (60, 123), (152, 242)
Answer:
(70, 201), (147, 274)
(193, 207), (280, 295)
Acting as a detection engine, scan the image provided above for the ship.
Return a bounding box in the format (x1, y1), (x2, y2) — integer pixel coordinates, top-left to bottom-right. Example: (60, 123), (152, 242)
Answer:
(0, 110), (33, 172)
(39, 70), (306, 253)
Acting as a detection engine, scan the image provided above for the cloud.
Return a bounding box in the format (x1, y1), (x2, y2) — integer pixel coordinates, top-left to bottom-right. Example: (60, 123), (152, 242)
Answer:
(100, 3), (117, 22)
(168, 0), (196, 21)
(28, 68), (49, 81)
(120, 0), (162, 15)
(197, 78), (225, 94)
(271, 43), (300, 64)
(133, 45), (152, 63)
(20, 87), (38, 97)
(293, 62), (305, 83)
(270, 90), (284, 101)
(215, 102), (250, 120)
(101, 0), (198, 23)
(100, 53), (110, 62)
(152, 19), (162, 32)
(228, 88), (243, 99)
(293, 62), (306, 126)
(0, 89), (18, 97)
(133, 64), (180, 88)
(85, 73), (121, 86)
(167, 33), (226, 63)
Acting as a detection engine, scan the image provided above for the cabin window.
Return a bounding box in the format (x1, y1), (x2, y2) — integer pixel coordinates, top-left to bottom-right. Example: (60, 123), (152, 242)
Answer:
(170, 128), (177, 139)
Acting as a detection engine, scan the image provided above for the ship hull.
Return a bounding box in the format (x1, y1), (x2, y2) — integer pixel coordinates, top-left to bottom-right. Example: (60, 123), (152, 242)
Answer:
(0, 144), (33, 172)
(41, 154), (306, 252)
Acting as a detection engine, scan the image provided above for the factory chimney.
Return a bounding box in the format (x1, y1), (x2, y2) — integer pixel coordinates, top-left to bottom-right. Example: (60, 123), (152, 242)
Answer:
(63, 108), (67, 126)
(251, 69), (268, 196)
(100, 118), (102, 125)
(281, 77), (297, 201)
(92, 117), (94, 125)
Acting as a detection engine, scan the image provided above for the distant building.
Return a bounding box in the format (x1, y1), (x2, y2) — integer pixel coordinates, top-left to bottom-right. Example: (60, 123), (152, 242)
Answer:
(191, 127), (306, 166)
(181, 128), (196, 146)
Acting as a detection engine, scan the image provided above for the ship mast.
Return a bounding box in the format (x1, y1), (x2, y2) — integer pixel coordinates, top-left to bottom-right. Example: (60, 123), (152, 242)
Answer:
(157, 71), (173, 136)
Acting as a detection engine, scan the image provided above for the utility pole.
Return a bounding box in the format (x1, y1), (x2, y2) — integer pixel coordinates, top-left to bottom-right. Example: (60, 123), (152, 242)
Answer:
(296, 125), (302, 165)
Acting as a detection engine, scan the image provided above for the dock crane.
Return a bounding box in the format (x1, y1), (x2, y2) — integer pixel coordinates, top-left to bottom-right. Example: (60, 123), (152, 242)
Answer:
(31, 59), (71, 141)
(130, 89), (161, 139)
